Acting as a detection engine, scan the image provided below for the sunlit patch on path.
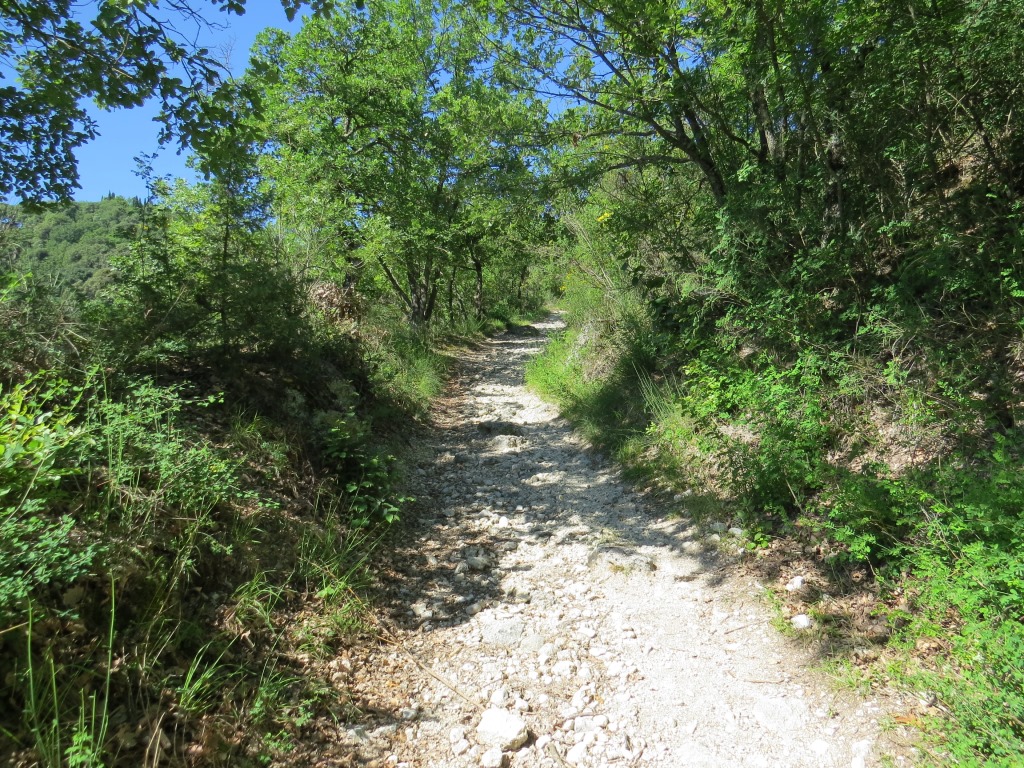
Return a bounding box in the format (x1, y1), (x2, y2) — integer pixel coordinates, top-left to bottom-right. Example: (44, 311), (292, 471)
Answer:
(336, 315), (912, 768)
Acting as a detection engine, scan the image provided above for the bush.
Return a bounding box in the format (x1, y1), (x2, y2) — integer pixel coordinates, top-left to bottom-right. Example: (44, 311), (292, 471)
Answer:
(0, 273), (83, 382)
(0, 375), (94, 623)
(898, 447), (1024, 763)
(75, 379), (243, 587)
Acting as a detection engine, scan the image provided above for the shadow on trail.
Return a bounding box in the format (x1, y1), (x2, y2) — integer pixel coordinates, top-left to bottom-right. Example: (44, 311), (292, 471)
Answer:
(376, 317), (730, 636)
(341, 317), (908, 768)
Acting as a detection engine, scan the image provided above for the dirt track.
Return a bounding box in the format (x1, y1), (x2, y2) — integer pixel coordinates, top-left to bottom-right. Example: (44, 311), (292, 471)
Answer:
(332, 316), (913, 768)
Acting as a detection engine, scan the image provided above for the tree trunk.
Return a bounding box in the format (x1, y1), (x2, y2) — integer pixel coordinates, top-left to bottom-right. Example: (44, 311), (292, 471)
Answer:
(447, 263), (457, 320)
(473, 253), (484, 321)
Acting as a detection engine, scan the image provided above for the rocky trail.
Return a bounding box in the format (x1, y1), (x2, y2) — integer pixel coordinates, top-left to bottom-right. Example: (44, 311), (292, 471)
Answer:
(334, 316), (913, 768)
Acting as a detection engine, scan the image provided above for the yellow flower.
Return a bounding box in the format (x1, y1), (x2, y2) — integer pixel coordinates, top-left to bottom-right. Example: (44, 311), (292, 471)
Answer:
(596, 211), (612, 223)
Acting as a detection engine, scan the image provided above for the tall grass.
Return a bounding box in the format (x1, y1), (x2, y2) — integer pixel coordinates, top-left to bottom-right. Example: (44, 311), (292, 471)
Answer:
(21, 584), (114, 768)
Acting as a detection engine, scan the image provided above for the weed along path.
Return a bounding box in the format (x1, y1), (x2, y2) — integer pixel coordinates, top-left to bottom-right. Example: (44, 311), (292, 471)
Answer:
(336, 316), (910, 768)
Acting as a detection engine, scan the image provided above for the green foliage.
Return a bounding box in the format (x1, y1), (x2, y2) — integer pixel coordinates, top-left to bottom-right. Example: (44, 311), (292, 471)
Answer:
(542, 285), (1024, 765)
(231, 571), (286, 632)
(525, 269), (657, 457)
(0, 272), (83, 380)
(20, 590), (114, 768)
(360, 316), (448, 416)
(174, 641), (236, 717)
(320, 408), (407, 526)
(675, 352), (835, 526)
(65, 693), (105, 768)
(0, 0), (326, 203)
(0, 376), (93, 622)
(893, 447), (1024, 764)
(14, 0), (1024, 762)
(77, 379), (245, 592)
(106, 173), (305, 367)
(1, 364), (398, 763)
(2, 3), (551, 765)
(536, 129), (1024, 760)
(253, 0), (551, 328)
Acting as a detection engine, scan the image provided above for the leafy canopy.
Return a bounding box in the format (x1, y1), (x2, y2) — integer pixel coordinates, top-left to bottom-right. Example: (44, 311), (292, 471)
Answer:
(0, 0), (331, 204)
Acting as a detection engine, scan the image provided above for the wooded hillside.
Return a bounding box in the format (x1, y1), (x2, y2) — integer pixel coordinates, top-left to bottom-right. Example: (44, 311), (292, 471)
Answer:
(3, 196), (143, 295)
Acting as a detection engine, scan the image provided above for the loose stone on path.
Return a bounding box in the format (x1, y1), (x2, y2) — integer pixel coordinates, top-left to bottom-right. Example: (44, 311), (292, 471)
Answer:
(476, 708), (528, 751)
(349, 316), (910, 768)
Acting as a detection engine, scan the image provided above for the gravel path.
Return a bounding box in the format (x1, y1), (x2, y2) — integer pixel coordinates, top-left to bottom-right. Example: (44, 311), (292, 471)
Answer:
(342, 316), (910, 768)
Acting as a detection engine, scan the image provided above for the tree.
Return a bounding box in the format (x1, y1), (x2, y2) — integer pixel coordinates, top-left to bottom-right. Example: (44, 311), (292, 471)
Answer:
(492, 0), (1024, 343)
(0, 0), (331, 204)
(252, 0), (549, 326)
(107, 109), (305, 366)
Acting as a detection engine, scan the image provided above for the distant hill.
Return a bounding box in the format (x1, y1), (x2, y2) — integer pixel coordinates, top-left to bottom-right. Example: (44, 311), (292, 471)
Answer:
(3, 195), (144, 296)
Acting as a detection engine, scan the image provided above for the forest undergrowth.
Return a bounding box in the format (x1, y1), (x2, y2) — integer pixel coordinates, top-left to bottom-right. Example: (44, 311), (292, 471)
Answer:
(1, 275), (400, 766)
(0, 239), (546, 766)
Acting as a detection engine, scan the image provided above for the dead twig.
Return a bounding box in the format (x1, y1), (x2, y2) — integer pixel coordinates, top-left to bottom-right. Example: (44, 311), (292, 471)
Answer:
(727, 669), (785, 684)
(358, 591), (477, 707)
(546, 741), (575, 767)
(723, 619), (767, 635)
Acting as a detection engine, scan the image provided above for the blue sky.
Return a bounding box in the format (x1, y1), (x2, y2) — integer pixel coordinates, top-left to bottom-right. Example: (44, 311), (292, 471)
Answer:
(73, 0), (304, 201)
